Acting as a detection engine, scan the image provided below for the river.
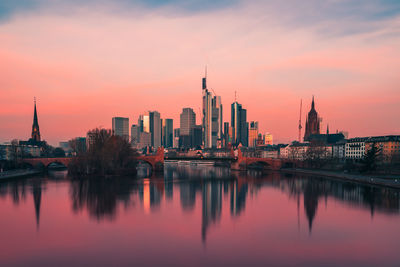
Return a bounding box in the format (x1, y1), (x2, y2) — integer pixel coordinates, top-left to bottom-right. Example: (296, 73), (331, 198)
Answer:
(0, 163), (399, 266)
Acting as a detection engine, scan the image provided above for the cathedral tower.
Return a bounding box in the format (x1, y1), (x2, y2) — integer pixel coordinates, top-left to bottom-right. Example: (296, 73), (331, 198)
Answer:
(304, 96), (320, 141)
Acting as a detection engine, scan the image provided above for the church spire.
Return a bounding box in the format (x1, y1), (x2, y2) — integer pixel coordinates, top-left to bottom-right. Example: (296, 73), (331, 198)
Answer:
(311, 95), (315, 110)
(31, 97), (41, 142)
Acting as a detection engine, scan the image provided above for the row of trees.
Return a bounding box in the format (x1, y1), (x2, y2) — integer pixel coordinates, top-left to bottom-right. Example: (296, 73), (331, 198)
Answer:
(68, 128), (138, 177)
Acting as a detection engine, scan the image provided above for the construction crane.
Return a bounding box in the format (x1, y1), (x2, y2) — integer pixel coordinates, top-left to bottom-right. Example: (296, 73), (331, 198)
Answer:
(298, 99), (302, 142)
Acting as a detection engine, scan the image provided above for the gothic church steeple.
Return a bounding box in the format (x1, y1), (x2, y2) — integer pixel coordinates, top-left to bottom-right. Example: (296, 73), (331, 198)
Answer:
(31, 97), (41, 142)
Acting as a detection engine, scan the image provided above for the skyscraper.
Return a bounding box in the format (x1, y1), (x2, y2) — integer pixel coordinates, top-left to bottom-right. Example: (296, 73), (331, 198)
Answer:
(231, 101), (248, 146)
(223, 122), (230, 147)
(149, 111), (161, 148)
(304, 96), (321, 141)
(180, 108), (196, 136)
(162, 119), (173, 148)
(202, 69), (222, 148)
(131, 124), (140, 146)
(138, 111), (162, 148)
(112, 117), (129, 141)
(173, 128), (180, 148)
(180, 108), (196, 148)
(248, 121), (259, 147)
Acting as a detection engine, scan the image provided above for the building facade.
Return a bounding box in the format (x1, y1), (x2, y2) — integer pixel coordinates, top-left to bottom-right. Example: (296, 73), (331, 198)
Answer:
(112, 117), (129, 141)
(345, 137), (367, 160)
(162, 119), (174, 148)
(202, 72), (222, 148)
(131, 124), (140, 147)
(231, 101), (248, 147)
(248, 121), (259, 147)
(138, 111), (162, 148)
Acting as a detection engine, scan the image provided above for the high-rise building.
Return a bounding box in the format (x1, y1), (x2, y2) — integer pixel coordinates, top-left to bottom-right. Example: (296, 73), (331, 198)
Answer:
(131, 124), (140, 146)
(173, 128), (180, 148)
(223, 122), (230, 147)
(138, 111), (162, 148)
(191, 125), (203, 148)
(231, 102), (248, 146)
(138, 132), (152, 149)
(180, 108), (196, 148)
(304, 96), (321, 141)
(180, 108), (196, 136)
(202, 70), (222, 148)
(162, 119), (173, 148)
(149, 111), (161, 148)
(112, 117), (129, 141)
(248, 121), (259, 147)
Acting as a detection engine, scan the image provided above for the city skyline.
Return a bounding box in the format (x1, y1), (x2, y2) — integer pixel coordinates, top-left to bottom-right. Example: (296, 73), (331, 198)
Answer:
(1, 0), (400, 146)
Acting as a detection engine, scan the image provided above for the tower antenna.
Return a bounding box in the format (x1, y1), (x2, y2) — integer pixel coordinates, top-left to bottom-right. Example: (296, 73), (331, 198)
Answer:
(298, 99), (302, 142)
(235, 90), (237, 102)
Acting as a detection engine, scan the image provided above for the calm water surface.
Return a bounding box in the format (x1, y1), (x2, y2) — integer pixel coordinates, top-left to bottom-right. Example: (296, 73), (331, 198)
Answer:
(1, 163), (400, 266)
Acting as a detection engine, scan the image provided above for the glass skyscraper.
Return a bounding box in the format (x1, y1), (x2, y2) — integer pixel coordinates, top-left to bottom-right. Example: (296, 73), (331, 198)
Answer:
(202, 70), (223, 148)
(231, 102), (248, 146)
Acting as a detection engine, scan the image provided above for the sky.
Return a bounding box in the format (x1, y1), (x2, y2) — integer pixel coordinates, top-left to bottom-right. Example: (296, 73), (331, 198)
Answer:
(0, 0), (399, 146)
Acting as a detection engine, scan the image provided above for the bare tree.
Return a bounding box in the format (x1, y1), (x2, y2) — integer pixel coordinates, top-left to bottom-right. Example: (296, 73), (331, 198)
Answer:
(69, 128), (138, 177)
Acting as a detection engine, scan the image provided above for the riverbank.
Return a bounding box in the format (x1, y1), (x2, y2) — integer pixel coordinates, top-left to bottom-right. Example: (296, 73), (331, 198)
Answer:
(282, 168), (400, 189)
(0, 169), (42, 180)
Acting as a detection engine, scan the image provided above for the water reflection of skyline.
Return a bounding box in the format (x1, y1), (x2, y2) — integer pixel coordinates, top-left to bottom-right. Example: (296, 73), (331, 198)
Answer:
(0, 166), (399, 241)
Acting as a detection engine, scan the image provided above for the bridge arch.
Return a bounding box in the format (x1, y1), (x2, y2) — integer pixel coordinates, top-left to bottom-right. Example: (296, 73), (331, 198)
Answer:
(247, 160), (272, 169)
(46, 161), (68, 169)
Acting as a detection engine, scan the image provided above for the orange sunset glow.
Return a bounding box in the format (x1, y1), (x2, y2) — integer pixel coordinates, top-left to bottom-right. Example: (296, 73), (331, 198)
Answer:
(0, 0), (399, 145)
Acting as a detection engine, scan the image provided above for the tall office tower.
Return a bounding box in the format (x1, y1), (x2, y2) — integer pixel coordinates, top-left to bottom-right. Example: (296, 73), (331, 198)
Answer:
(173, 128), (180, 148)
(202, 69), (222, 148)
(131, 124), (140, 146)
(223, 122), (230, 147)
(112, 117), (129, 141)
(191, 125), (203, 148)
(180, 108), (196, 136)
(231, 102), (248, 146)
(215, 96), (223, 143)
(149, 111), (161, 148)
(248, 121), (259, 147)
(137, 112), (161, 148)
(138, 132), (152, 149)
(304, 96), (321, 141)
(162, 119), (173, 148)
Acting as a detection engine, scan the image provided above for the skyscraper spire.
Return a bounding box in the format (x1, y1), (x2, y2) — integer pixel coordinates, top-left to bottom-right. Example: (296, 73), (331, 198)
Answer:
(202, 67), (207, 90)
(327, 124), (329, 135)
(31, 97), (41, 142)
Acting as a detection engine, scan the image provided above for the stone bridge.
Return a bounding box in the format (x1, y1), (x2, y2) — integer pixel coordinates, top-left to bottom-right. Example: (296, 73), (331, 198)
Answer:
(21, 147), (165, 172)
(231, 148), (294, 171)
(21, 147), (296, 172)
